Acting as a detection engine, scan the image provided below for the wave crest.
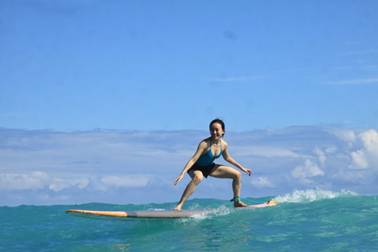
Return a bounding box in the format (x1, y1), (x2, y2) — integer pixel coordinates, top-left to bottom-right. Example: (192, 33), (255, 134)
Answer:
(275, 189), (357, 203)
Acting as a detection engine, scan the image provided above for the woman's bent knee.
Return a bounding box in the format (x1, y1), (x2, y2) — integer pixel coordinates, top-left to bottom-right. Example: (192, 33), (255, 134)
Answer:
(192, 173), (204, 185)
(233, 171), (241, 180)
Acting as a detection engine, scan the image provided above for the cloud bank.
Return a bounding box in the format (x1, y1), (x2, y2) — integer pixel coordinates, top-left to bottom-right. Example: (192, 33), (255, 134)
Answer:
(0, 127), (377, 205)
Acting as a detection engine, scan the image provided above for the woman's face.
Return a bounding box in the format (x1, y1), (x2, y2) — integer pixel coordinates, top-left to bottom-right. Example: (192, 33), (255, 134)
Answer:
(210, 122), (224, 140)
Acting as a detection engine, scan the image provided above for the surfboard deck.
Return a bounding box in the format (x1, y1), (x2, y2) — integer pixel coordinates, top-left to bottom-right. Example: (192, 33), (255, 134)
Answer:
(244, 199), (279, 209)
(65, 209), (206, 218)
(66, 200), (278, 219)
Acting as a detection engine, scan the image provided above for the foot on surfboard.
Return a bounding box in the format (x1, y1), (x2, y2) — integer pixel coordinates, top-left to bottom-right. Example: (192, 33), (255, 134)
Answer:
(231, 196), (248, 208)
(231, 197), (279, 208)
(173, 205), (183, 211)
(266, 199), (278, 206)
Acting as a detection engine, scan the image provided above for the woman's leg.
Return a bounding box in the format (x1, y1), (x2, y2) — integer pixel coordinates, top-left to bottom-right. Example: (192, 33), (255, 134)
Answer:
(174, 170), (204, 211)
(209, 165), (247, 207)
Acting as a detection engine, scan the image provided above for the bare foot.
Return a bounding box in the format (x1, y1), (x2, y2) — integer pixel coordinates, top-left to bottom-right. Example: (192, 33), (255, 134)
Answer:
(234, 200), (248, 208)
(266, 199), (278, 206)
(174, 205), (182, 211)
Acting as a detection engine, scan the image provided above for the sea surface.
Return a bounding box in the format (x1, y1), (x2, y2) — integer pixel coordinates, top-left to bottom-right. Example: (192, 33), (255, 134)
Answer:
(1, 190), (377, 252)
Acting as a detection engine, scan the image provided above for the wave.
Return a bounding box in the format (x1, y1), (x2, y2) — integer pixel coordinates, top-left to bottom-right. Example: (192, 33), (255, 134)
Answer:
(274, 189), (358, 203)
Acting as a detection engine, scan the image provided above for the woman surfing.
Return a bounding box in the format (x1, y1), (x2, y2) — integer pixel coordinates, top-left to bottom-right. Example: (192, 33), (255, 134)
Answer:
(174, 119), (252, 211)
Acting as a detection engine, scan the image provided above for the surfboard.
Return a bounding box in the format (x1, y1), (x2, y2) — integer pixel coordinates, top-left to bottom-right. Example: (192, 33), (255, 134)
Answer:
(65, 209), (206, 219)
(244, 199), (279, 209)
(66, 200), (278, 219)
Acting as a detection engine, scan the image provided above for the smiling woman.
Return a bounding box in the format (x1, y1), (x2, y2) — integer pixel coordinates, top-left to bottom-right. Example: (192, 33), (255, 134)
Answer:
(174, 118), (252, 210)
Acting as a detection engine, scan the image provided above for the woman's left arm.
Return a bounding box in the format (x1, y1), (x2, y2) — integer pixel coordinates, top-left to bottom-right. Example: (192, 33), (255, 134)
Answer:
(222, 143), (252, 176)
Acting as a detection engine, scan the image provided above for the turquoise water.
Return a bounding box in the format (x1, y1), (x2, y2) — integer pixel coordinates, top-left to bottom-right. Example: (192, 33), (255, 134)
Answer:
(1, 191), (377, 252)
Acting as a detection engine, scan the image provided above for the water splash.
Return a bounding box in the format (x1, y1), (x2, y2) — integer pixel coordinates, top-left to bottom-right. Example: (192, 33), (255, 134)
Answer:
(178, 205), (232, 223)
(205, 205), (232, 217)
(275, 189), (358, 203)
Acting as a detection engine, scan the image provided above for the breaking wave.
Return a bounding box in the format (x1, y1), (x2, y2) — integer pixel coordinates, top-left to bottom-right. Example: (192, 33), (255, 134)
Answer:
(274, 189), (358, 203)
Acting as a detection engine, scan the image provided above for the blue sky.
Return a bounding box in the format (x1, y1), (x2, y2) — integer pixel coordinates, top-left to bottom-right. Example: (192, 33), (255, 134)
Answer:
(1, 0), (378, 130)
(1, 1), (378, 205)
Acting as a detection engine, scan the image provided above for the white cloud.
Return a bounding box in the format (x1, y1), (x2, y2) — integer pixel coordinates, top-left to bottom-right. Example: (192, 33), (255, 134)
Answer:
(252, 176), (274, 188)
(330, 129), (356, 144)
(0, 170), (149, 193)
(351, 129), (378, 170)
(326, 78), (378, 86)
(314, 148), (326, 166)
(324, 146), (338, 154)
(343, 49), (378, 56)
(100, 175), (150, 189)
(1, 126), (378, 205)
(332, 169), (365, 184)
(209, 75), (265, 83)
(351, 150), (368, 169)
(360, 129), (378, 153)
(0, 171), (49, 190)
(235, 146), (300, 158)
(0, 171), (90, 192)
(292, 159), (325, 184)
(49, 177), (90, 192)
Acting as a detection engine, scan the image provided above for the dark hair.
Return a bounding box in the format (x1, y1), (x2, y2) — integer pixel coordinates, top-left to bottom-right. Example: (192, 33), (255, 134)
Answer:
(209, 118), (225, 136)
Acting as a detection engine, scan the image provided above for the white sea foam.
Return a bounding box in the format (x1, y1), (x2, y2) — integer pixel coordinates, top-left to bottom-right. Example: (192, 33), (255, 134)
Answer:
(275, 189), (358, 203)
(147, 208), (166, 211)
(179, 205), (232, 223)
(206, 205), (232, 217)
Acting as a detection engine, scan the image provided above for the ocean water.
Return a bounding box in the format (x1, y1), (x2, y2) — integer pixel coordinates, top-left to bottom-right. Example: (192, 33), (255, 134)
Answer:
(1, 190), (377, 252)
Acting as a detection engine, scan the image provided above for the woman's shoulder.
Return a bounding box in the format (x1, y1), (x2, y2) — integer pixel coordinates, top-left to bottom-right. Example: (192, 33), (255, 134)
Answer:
(221, 138), (228, 146)
(199, 138), (211, 147)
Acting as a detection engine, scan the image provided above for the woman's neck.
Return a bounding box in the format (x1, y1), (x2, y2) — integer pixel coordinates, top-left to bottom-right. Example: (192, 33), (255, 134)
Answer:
(210, 138), (221, 145)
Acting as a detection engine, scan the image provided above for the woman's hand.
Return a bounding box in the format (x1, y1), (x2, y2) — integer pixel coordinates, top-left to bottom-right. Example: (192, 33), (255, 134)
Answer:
(243, 168), (252, 176)
(174, 173), (185, 185)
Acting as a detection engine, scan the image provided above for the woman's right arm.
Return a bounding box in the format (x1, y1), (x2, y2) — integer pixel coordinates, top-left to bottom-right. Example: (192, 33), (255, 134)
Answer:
(174, 141), (207, 185)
